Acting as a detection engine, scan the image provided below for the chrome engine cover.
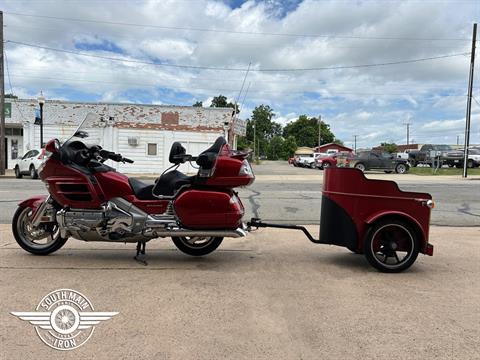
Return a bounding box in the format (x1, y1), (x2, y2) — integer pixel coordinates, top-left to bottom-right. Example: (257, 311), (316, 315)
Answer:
(57, 197), (156, 243)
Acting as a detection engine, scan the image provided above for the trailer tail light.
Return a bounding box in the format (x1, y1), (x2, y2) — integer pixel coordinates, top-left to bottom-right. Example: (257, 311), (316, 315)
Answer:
(425, 200), (435, 209)
(425, 243), (434, 256)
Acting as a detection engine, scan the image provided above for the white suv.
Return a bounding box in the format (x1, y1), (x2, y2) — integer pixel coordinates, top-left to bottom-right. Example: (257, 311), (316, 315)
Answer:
(14, 148), (48, 179)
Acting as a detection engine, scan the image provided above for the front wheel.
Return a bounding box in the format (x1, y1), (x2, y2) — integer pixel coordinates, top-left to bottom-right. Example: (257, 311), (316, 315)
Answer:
(363, 219), (420, 273)
(171, 236), (223, 256)
(12, 206), (67, 255)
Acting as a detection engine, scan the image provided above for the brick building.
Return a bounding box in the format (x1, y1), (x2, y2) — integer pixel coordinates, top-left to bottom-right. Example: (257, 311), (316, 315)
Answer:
(4, 99), (244, 174)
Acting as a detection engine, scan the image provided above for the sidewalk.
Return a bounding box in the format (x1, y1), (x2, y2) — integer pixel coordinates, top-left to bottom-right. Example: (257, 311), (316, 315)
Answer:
(0, 169), (15, 178)
(0, 225), (479, 359)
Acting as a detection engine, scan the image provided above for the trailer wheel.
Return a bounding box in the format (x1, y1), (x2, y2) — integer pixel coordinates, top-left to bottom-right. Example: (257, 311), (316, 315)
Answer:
(364, 219), (420, 273)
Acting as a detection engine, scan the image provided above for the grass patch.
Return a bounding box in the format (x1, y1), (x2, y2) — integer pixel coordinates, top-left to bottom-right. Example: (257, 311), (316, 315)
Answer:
(409, 167), (480, 176)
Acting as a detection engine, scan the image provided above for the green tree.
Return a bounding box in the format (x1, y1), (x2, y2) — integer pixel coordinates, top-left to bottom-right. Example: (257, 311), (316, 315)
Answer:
(193, 101), (203, 107)
(282, 136), (297, 159)
(266, 136), (285, 160)
(236, 136), (250, 151)
(248, 105), (283, 157)
(381, 142), (398, 153)
(5, 94), (18, 99)
(210, 95), (239, 113)
(283, 115), (335, 147)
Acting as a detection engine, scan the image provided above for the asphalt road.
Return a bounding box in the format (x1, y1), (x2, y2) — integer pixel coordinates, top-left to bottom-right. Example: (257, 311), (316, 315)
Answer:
(0, 162), (478, 226)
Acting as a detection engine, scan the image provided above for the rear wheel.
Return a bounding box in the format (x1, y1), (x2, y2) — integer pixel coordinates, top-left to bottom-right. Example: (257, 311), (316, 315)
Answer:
(12, 206), (67, 255)
(323, 162), (331, 169)
(467, 159), (474, 168)
(364, 219), (420, 273)
(171, 236), (223, 256)
(310, 162), (316, 169)
(15, 166), (22, 179)
(395, 163), (408, 174)
(354, 163), (365, 172)
(30, 165), (38, 179)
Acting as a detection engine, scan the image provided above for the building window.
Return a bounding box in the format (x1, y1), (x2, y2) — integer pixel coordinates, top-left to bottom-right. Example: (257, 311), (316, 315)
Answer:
(147, 143), (157, 156)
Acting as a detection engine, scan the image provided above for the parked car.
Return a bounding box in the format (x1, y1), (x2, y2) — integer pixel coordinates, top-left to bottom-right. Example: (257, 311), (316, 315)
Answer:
(14, 148), (48, 179)
(467, 148), (480, 168)
(349, 151), (410, 173)
(408, 144), (463, 167)
(396, 150), (411, 160)
(316, 152), (354, 169)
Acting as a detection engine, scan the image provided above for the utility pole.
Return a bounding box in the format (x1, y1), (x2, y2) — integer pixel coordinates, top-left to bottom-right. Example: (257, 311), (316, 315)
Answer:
(457, 135), (460, 146)
(403, 119), (411, 146)
(318, 115), (322, 149)
(463, 23), (477, 178)
(353, 135), (357, 153)
(0, 11), (5, 175)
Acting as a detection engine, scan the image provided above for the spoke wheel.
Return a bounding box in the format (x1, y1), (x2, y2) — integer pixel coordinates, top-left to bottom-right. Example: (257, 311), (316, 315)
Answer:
(12, 206), (67, 255)
(171, 236), (223, 256)
(364, 219), (420, 273)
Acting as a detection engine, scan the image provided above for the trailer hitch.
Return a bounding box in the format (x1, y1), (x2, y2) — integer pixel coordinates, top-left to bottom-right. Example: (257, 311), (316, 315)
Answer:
(247, 218), (327, 244)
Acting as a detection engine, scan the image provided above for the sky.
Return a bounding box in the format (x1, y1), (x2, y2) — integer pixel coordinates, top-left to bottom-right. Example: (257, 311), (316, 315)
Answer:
(1, 0), (480, 148)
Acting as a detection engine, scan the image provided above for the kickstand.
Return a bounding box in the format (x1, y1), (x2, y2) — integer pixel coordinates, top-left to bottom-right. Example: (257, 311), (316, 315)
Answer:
(134, 241), (148, 266)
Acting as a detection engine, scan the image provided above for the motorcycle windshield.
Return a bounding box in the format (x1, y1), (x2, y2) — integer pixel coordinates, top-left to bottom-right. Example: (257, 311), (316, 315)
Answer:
(62, 112), (106, 147)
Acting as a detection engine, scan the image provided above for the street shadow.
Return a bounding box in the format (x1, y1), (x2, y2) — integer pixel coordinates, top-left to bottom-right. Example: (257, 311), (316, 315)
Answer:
(13, 247), (255, 271)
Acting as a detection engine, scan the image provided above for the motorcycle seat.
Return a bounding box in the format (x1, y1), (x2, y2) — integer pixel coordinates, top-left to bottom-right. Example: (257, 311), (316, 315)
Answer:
(128, 178), (156, 200)
(152, 170), (195, 197)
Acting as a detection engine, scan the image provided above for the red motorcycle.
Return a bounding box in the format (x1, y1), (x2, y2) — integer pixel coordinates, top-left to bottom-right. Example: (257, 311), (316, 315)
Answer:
(12, 114), (254, 264)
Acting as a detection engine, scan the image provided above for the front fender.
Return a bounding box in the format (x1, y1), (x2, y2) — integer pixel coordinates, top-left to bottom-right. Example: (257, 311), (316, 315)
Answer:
(365, 210), (427, 247)
(18, 195), (49, 217)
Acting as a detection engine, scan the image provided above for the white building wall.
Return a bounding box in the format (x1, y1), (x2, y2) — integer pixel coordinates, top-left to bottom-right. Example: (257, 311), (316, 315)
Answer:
(6, 99), (241, 173)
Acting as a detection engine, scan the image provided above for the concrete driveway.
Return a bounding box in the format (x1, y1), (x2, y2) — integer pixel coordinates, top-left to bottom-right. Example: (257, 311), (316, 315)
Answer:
(1, 225), (479, 360)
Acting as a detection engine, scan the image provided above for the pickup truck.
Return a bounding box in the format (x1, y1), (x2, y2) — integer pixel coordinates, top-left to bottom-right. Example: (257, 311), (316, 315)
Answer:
(408, 144), (463, 167)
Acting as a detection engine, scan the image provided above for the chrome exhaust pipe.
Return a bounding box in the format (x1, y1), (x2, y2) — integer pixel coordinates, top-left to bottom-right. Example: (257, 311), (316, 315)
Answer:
(152, 228), (247, 238)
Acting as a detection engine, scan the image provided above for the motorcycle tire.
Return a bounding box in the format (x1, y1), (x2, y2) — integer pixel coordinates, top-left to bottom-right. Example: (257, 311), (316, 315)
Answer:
(171, 236), (223, 256)
(12, 206), (68, 255)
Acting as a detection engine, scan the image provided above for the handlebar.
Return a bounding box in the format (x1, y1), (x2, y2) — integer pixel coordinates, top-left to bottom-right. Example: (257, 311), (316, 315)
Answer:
(96, 149), (134, 164)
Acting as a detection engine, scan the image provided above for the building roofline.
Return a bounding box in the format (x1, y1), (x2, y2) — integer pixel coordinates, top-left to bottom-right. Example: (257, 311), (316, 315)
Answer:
(6, 98), (234, 111)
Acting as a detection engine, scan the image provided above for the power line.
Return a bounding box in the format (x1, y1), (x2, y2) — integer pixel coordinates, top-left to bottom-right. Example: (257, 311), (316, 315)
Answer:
(8, 73), (472, 98)
(10, 65), (480, 89)
(5, 11), (474, 42)
(6, 40), (471, 72)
